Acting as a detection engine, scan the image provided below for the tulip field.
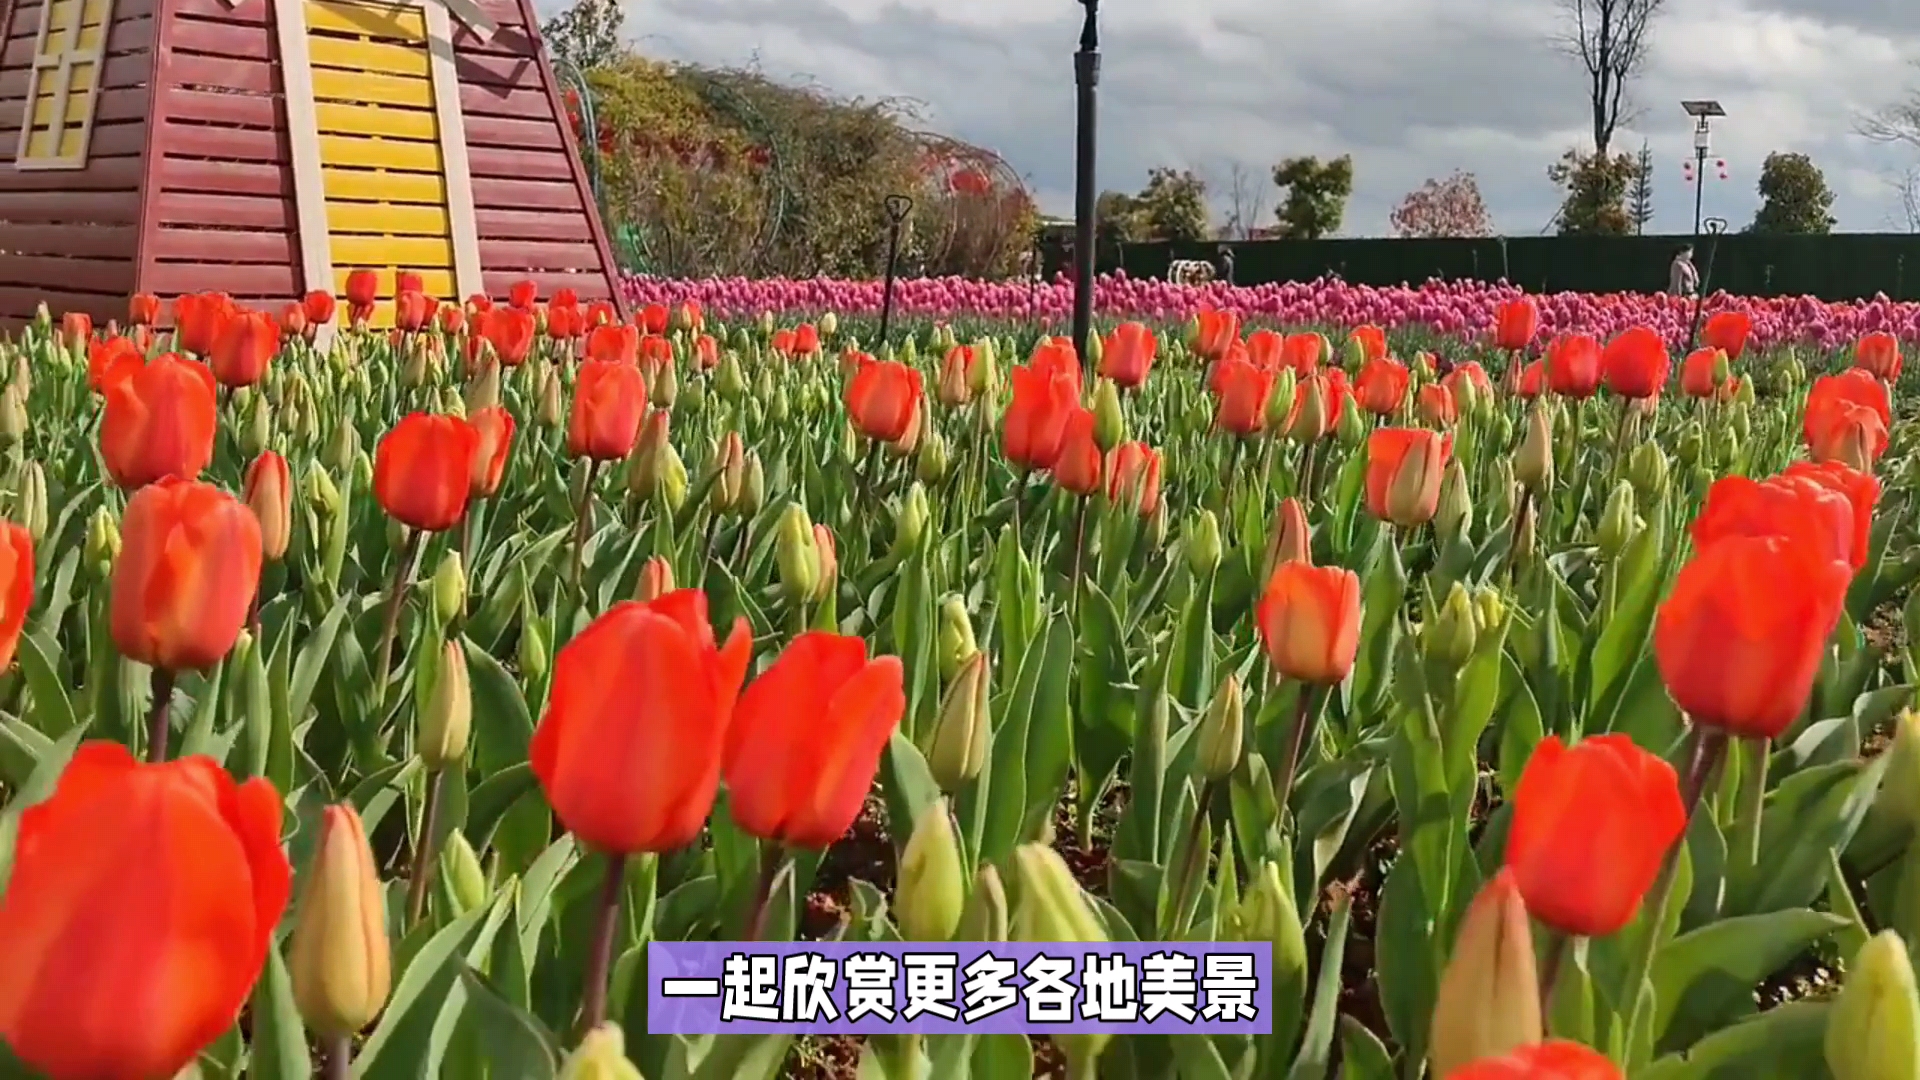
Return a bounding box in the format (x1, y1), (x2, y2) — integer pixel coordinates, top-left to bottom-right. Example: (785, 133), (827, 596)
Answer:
(1, 273), (1919, 1080)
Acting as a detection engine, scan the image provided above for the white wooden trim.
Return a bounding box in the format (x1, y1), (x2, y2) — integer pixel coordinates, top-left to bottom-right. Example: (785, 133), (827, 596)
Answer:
(274, 0), (334, 294)
(422, 0), (483, 301)
(436, 0), (491, 41)
(14, 0), (115, 170)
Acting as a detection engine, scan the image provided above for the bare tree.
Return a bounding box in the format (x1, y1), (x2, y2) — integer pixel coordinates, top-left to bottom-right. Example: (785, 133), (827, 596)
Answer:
(1555, 0), (1664, 156)
(1860, 69), (1920, 153)
(1219, 162), (1269, 240)
(1897, 169), (1920, 233)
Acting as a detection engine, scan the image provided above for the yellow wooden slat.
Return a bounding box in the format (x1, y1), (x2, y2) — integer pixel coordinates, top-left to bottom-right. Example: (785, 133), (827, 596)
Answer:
(73, 22), (103, 50)
(25, 126), (85, 159)
(330, 267), (457, 300)
(328, 200), (450, 237)
(23, 128), (53, 158)
(307, 35), (430, 78)
(314, 100), (437, 141)
(321, 167), (445, 204)
(304, 0), (426, 42)
(317, 133), (442, 173)
(310, 68), (431, 109)
(80, 0), (110, 24)
(330, 234), (453, 267)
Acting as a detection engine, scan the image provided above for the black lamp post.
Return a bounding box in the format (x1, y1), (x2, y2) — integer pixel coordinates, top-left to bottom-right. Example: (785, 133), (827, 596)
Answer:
(1071, 0), (1100, 377)
(878, 194), (914, 351)
(1680, 100), (1725, 352)
(1688, 217), (1728, 352)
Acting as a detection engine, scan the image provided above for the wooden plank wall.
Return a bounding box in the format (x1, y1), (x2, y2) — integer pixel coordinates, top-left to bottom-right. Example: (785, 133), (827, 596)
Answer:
(0, 0), (151, 323)
(456, 0), (625, 314)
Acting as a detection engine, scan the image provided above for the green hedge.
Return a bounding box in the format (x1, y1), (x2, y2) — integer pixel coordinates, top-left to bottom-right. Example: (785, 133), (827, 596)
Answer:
(1103, 234), (1920, 300)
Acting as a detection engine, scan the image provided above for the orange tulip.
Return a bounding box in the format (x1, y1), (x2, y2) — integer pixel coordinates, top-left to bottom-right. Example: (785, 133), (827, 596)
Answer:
(1493, 297), (1539, 352)
(585, 323), (639, 365)
(302, 289), (336, 327)
(1194, 308), (1240, 362)
(0, 521), (30, 672)
(1701, 309), (1752, 361)
(1052, 408), (1104, 496)
(1417, 382), (1458, 428)
(1443, 361), (1493, 401)
(1678, 348), (1723, 399)
(128, 292), (160, 327)
(173, 291), (235, 356)
(1544, 334), (1602, 399)
(468, 405), (516, 498)
(794, 323), (821, 355)
(1692, 472), (1859, 573)
(394, 290), (435, 333)
(278, 303), (307, 339)
(1654, 533), (1850, 739)
(1781, 460), (1879, 570)
(1244, 328), (1284, 371)
(209, 309), (276, 388)
(0, 741), (290, 1080)
(1256, 561), (1361, 685)
(1854, 331), (1902, 381)
(1106, 441), (1162, 516)
(1100, 321), (1156, 388)
(244, 451), (291, 562)
(533, 590), (752, 853)
(111, 478), (262, 671)
(639, 302), (669, 335)
(1029, 337), (1081, 395)
(545, 302), (582, 341)
(724, 631), (905, 849)
(1003, 362), (1080, 470)
(86, 335), (142, 391)
(1599, 326), (1669, 399)
(508, 279), (538, 310)
(1505, 734), (1685, 937)
(373, 413), (479, 532)
(1516, 360), (1545, 399)
(1365, 427), (1452, 527)
(1355, 357), (1411, 416)
(481, 307), (536, 367)
(1280, 332), (1323, 373)
(1805, 369), (1891, 470)
(938, 346), (975, 406)
(344, 269), (379, 312)
(1445, 1041), (1623, 1080)
(846, 359), (923, 443)
(1212, 356), (1274, 437)
(1349, 324), (1387, 364)
(100, 351), (218, 489)
(771, 329), (798, 357)
(568, 360), (647, 462)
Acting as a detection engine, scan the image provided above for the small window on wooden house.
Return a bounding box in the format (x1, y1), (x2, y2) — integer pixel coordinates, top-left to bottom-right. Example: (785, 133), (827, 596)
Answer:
(15, 0), (116, 170)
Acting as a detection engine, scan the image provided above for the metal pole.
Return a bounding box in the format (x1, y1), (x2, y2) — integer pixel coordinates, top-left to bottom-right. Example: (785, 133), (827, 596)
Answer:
(879, 194), (913, 352)
(1692, 145), (1707, 237)
(1688, 217), (1726, 352)
(1071, 0), (1100, 377)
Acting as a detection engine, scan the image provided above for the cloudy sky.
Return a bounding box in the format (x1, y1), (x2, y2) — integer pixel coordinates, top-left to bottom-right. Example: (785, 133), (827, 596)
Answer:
(563, 0), (1920, 236)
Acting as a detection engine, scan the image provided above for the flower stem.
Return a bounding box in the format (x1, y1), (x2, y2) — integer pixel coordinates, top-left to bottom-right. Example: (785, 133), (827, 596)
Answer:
(743, 844), (788, 942)
(1274, 681), (1322, 830)
(578, 852), (628, 1037)
(144, 666), (177, 763)
(405, 766), (446, 928)
(374, 527), (425, 698)
(1162, 778), (1219, 940)
(320, 1033), (351, 1080)
(571, 459), (602, 595)
(1539, 930), (1569, 1021)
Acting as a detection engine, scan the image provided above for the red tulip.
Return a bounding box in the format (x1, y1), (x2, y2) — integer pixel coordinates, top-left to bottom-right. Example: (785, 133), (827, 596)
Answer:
(0, 521), (31, 672)
(846, 360), (923, 443)
(568, 360), (648, 461)
(1355, 357), (1411, 416)
(372, 413), (479, 532)
(1701, 310), (1752, 361)
(1100, 321), (1156, 388)
(99, 352), (218, 489)
(1599, 326), (1668, 399)
(1544, 334), (1602, 399)
(111, 478), (262, 671)
(1493, 297), (1539, 352)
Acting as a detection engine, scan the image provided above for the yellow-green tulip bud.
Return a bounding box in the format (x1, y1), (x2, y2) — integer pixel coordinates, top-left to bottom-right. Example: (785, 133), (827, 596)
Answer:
(1011, 843), (1105, 944)
(650, 357), (679, 409)
(83, 505), (119, 573)
(1878, 712), (1920, 833)
(658, 445), (688, 512)
(241, 397), (272, 458)
(439, 829), (488, 916)
(937, 595), (978, 681)
(1710, 349), (1731, 386)
(1091, 378), (1125, 452)
(1827, 930), (1920, 1080)
(0, 383), (26, 447)
(1185, 510), (1222, 578)
(969, 339), (998, 397)
(1426, 582), (1478, 667)
(519, 616), (548, 681)
(559, 1023), (645, 1080)
(1596, 481), (1639, 560)
(431, 551), (465, 626)
(897, 799), (966, 942)
(775, 503), (821, 605)
(1336, 395), (1367, 446)
(892, 483), (929, 557)
(325, 416), (358, 474)
(957, 864), (1009, 942)
(1435, 459), (1472, 544)
(1515, 403), (1554, 493)
(738, 452), (765, 517)
(538, 367), (565, 427)
(1628, 441), (1669, 499)
(1472, 587), (1507, 637)
(418, 638), (470, 769)
(1195, 675), (1244, 781)
(1339, 332), (1367, 370)
(1285, 372), (1329, 444)
(1084, 328), (1105, 370)
(927, 651), (989, 793)
(1264, 368), (1298, 432)
(1676, 423), (1704, 466)
(466, 357), (501, 413)
(717, 351), (748, 402)
(288, 805), (391, 1038)
(820, 312), (839, 337)
(16, 462), (45, 545)
(305, 463), (342, 518)
(1427, 870), (1542, 1078)
(916, 432), (949, 485)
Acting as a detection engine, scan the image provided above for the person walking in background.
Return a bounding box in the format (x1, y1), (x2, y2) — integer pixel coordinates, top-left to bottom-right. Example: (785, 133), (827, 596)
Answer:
(1219, 245), (1236, 285)
(1668, 245), (1699, 297)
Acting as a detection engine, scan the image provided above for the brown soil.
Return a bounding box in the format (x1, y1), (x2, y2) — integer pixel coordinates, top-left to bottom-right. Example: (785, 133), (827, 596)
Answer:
(788, 1035), (863, 1080)
(1864, 597), (1907, 666)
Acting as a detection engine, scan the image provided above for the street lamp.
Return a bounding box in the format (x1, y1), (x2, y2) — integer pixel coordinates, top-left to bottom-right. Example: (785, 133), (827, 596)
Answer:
(1071, 0), (1100, 377)
(1681, 99), (1725, 237)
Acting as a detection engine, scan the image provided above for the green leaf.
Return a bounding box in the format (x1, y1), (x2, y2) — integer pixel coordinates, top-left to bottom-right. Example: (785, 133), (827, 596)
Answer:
(466, 763), (540, 850)
(1650, 908), (1847, 1054)
(1336, 1016), (1395, 1080)
(457, 966), (560, 1080)
(1636, 1001), (1833, 1080)
(351, 887), (516, 1080)
(14, 630), (75, 738)
(1286, 889), (1352, 1080)
(289, 594), (352, 728)
(466, 641), (537, 776)
(245, 945), (312, 1080)
(969, 1034), (1031, 1080)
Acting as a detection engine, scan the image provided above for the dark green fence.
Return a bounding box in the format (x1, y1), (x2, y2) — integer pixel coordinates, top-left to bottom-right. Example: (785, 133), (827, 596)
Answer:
(1101, 234), (1920, 301)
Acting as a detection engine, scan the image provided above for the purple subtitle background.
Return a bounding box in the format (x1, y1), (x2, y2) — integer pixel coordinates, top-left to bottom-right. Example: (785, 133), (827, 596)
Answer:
(646, 941), (1275, 1035)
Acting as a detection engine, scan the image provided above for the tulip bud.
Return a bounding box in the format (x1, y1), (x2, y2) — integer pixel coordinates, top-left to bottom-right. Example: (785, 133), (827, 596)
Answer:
(1182, 313), (1202, 350)
(0, 383), (26, 447)
(1340, 332), (1367, 370)
(241, 396), (273, 458)
(1261, 497), (1311, 582)
(1827, 931), (1920, 1080)
(245, 454), (292, 563)
(466, 356), (501, 412)
(928, 650), (990, 792)
(897, 799), (966, 942)
(650, 357), (679, 409)
(916, 432), (949, 485)
(439, 829), (488, 916)
(775, 503), (821, 605)
(1084, 328), (1105, 369)
(1472, 587), (1507, 637)
(1627, 441), (1669, 499)
(538, 367), (565, 427)
(1428, 870), (1543, 1077)
(1426, 582), (1478, 667)
(1596, 480), (1639, 559)
(1285, 373), (1331, 443)
(1515, 403), (1554, 493)
(1011, 842), (1106, 944)
(1710, 348), (1731, 386)
(739, 453), (765, 517)
(15, 461), (45, 544)
(969, 339), (998, 397)
(892, 483), (929, 557)
(937, 595), (978, 681)
(84, 505), (120, 578)
(519, 616), (548, 680)
(1676, 423), (1704, 466)
(417, 638), (471, 769)
(1195, 674), (1244, 781)
(1231, 861), (1307, 963)
(325, 414), (358, 474)
(431, 551), (466, 625)
(658, 445), (688, 511)
(288, 805), (391, 1038)
(559, 1023), (645, 1080)
(716, 351), (748, 401)
(820, 311), (839, 337)
(305, 463), (343, 520)
(1264, 368), (1298, 432)
(635, 554), (675, 602)
(1881, 711), (1920, 833)
(1186, 510), (1222, 577)
(958, 864), (1010, 942)
(1435, 459), (1473, 544)
(1091, 379), (1125, 452)
(1336, 397), (1367, 446)
(1452, 372), (1482, 416)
